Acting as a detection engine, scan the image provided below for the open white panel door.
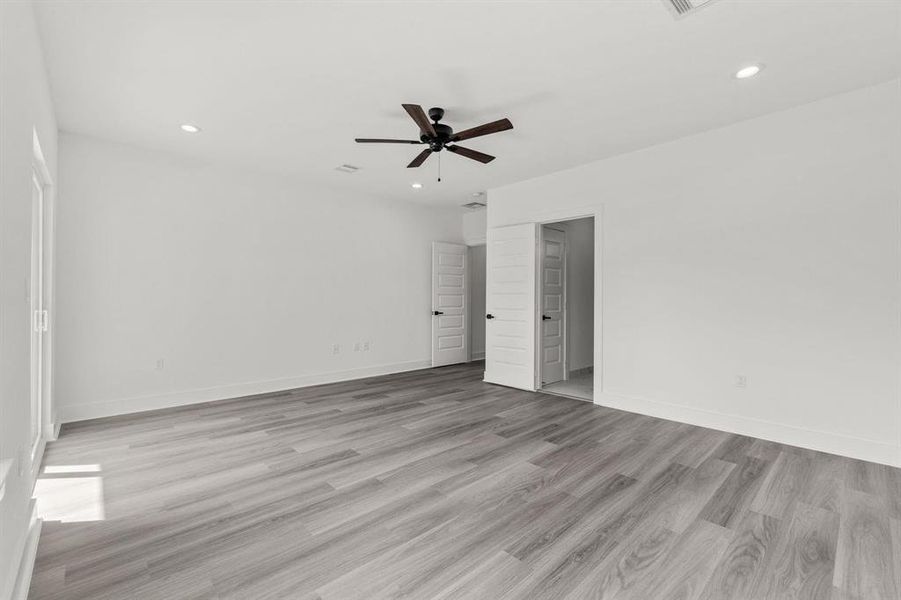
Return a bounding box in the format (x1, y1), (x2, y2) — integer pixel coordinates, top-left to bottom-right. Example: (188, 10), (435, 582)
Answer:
(432, 242), (468, 367)
(484, 223), (537, 390)
(541, 227), (566, 385)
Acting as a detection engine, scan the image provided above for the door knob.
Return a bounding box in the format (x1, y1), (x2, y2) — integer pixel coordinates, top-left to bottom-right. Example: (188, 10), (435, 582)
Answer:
(542, 315), (551, 321)
(486, 314), (495, 319)
(433, 310), (444, 315)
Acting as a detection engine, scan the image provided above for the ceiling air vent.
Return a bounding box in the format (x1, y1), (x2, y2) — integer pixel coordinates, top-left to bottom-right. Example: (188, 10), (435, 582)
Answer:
(335, 164), (360, 174)
(462, 201), (486, 211)
(662, 0), (719, 18)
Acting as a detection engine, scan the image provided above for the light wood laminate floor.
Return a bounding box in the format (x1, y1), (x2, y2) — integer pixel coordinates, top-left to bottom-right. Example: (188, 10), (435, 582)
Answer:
(30, 362), (901, 599)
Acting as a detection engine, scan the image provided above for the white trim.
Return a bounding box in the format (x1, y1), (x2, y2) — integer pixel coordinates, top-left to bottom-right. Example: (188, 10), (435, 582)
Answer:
(59, 359), (432, 423)
(526, 208), (601, 400)
(470, 351), (485, 361)
(4, 503), (41, 600)
(32, 129), (56, 454)
(0, 459), (12, 504)
(32, 130), (53, 187)
(597, 390), (900, 467)
(28, 437), (46, 485)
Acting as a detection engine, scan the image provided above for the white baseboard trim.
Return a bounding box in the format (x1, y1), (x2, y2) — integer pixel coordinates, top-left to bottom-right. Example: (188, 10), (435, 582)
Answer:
(4, 503), (41, 600)
(597, 390), (900, 467)
(59, 359), (433, 423)
(470, 351), (485, 361)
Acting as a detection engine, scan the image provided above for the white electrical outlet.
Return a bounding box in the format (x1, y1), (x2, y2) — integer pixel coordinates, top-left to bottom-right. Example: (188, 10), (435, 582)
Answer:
(736, 375), (748, 388)
(362, 341), (370, 351)
(331, 344), (340, 355)
(155, 359), (165, 371)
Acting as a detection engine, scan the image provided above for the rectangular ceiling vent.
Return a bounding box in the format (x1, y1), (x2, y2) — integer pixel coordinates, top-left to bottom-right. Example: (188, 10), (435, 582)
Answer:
(662, 0), (719, 18)
(335, 164), (360, 174)
(462, 201), (486, 210)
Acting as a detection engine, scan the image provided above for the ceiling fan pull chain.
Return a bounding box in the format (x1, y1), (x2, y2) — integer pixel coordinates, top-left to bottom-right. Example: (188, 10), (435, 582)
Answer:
(438, 152), (441, 183)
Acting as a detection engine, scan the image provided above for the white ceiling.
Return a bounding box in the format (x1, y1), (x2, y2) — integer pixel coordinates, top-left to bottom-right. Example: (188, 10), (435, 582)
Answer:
(34, 0), (901, 206)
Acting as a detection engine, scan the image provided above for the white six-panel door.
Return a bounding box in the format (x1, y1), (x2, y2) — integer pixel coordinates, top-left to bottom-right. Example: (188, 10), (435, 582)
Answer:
(483, 223), (537, 390)
(431, 242), (468, 367)
(540, 227), (566, 385)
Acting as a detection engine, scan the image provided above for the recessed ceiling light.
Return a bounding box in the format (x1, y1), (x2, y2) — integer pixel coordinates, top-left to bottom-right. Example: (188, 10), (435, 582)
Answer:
(180, 123), (201, 133)
(411, 183), (423, 189)
(735, 64), (763, 79)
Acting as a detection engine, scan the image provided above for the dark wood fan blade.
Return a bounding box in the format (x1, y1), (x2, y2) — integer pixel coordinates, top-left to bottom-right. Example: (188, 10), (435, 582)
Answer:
(451, 118), (513, 142)
(355, 138), (423, 144)
(407, 149), (433, 168)
(446, 145), (495, 164)
(402, 104), (437, 138)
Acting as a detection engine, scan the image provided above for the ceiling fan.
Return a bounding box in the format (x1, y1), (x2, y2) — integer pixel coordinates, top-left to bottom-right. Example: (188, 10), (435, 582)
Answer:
(355, 104), (513, 169)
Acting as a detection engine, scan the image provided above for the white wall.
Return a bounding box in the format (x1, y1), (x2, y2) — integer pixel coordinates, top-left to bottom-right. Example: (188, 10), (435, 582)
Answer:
(462, 209), (487, 245)
(555, 218), (594, 372)
(468, 244), (486, 360)
(488, 80), (901, 466)
(0, 0), (58, 596)
(54, 134), (462, 422)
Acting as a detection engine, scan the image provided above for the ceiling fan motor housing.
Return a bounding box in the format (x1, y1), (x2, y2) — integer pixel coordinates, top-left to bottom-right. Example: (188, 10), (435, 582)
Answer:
(422, 118), (454, 151)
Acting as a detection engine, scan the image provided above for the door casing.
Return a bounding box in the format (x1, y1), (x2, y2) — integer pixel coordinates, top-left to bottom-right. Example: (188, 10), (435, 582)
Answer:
(531, 208), (601, 397)
(31, 130), (56, 473)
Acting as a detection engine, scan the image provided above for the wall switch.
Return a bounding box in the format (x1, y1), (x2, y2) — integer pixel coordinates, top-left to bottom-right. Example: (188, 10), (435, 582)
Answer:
(155, 359), (165, 371)
(735, 375), (748, 388)
(362, 341), (370, 351)
(331, 344), (340, 355)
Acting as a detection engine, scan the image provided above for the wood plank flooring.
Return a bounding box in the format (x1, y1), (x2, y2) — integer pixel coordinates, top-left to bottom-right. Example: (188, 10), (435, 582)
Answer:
(29, 362), (901, 599)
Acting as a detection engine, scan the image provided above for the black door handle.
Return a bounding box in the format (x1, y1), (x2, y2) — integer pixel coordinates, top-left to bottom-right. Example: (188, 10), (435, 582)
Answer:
(486, 314), (495, 319)
(433, 311), (444, 316)
(542, 315), (551, 320)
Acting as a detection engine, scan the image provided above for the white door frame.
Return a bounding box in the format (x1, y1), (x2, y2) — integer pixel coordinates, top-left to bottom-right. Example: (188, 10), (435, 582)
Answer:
(32, 131), (56, 462)
(531, 208), (601, 398)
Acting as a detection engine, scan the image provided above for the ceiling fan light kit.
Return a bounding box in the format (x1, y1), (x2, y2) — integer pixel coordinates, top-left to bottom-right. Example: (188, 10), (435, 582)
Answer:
(355, 104), (513, 181)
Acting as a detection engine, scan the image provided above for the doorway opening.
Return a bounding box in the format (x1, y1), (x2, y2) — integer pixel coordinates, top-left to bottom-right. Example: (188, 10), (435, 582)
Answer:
(538, 217), (594, 402)
(468, 243), (486, 363)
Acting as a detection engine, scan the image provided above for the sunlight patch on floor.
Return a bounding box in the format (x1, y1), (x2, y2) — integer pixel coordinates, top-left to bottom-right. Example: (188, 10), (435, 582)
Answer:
(34, 464), (105, 522)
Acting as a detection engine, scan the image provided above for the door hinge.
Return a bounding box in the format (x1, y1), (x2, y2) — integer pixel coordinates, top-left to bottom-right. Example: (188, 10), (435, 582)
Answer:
(34, 310), (48, 332)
